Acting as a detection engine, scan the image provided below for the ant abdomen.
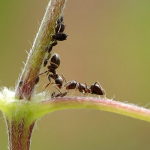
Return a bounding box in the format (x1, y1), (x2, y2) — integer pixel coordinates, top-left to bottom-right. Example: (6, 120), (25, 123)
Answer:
(49, 53), (60, 69)
(90, 82), (105, 95)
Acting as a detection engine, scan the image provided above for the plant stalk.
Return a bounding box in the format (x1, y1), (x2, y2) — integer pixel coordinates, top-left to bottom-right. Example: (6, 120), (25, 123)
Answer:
(39, 97), (150, 122)
(15, 0), (67, 100)
(6, 118), (35, 150)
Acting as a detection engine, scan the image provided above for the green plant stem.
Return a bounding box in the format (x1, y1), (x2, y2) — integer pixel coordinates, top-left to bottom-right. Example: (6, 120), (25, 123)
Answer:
(6, 118), (35, 150)
(15, 0), (67, 100)
(1, 0), (67, 149)
(38, 97), (150, 122)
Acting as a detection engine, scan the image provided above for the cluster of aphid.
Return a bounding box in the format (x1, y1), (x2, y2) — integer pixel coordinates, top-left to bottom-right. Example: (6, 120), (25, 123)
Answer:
(36, 16), (105, 98)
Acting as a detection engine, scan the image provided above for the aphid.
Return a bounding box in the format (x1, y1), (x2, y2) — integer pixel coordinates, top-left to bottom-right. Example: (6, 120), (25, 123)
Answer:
(56, 16), (63, 24)
(35, 76), (40, 84)
(51, 41), (58, 47)
(52, 33), (68, 41)
(43, 59), (48, 67)
(47, 41), (58, 53)
(19, 80), (23, 87)
(55, 23), (65, 33)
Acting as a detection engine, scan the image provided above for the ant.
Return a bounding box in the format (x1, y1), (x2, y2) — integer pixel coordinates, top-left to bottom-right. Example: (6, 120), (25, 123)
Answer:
(39, 53), (66, 89)
(64, 81), (105, 96)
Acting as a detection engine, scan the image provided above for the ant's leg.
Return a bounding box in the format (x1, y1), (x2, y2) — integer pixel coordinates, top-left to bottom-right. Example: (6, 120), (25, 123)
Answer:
(43, 75), (53, 91)
(61, 74), (67, 83)
(60, 92), (68, 97)
(39, 70), (49, 76)
(53, 85), (68, 97)
(53, 86), (62, 93)
(63, 81), (72, 87)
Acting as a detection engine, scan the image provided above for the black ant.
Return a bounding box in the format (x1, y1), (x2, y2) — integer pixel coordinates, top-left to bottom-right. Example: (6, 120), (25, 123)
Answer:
(39, 53), (66, 89)
(64, 81), (88, 94)
(64, 81), (105, 96)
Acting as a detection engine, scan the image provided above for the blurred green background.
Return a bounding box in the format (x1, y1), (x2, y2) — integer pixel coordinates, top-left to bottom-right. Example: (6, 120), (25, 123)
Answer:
(0, 0), (150, 149)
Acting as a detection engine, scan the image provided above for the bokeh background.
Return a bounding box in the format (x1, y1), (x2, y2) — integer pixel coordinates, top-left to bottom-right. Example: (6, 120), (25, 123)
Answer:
(0, 0), (150, 149)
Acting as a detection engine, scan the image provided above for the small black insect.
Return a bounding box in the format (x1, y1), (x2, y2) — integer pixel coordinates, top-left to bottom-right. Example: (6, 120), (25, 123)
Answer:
(47, 41), (58, 53)
(19, 80), (23, 87)
(55, 23), (65, 33)
(56, 16), (63, 24)
(65, 81), (105, 96)
(35, 76), (40, 84)
(65, 81), (88, 94)
(40, 53), (66, 90)
(43, 59), (48, 67)
(52, 33), (68, 41)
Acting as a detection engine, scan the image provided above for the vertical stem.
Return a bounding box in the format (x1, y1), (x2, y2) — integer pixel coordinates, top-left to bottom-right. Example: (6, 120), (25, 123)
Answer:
(6, 118), (35, 150)
(15, 0), (67, 100)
